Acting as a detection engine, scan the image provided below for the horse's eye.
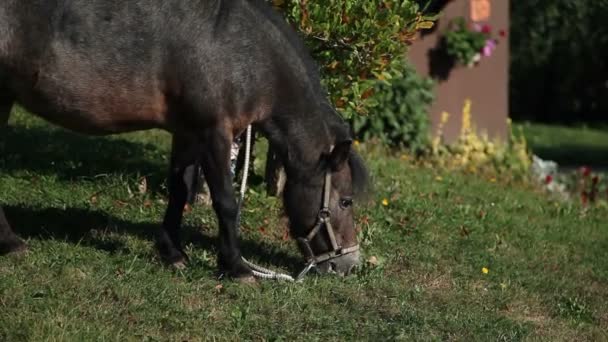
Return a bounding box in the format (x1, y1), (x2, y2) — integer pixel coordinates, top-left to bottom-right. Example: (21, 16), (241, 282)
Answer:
(339, 197), (353, 209)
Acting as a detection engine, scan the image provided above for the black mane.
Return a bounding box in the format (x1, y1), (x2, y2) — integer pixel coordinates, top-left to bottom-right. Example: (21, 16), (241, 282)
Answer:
(247, 0), (326, 98)
(349, 150), (370, 198)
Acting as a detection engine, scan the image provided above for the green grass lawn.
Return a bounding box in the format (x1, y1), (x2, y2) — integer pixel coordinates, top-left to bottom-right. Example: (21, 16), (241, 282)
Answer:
(1, 109), (608, 341)
(517, 122), (608, 167)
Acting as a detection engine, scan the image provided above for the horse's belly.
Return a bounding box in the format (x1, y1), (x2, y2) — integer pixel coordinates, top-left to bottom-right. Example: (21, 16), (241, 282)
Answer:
(18, 71), (169, 135)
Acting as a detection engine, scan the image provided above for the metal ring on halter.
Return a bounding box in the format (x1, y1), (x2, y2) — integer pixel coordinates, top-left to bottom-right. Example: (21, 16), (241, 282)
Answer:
(318, 208), (331, 220)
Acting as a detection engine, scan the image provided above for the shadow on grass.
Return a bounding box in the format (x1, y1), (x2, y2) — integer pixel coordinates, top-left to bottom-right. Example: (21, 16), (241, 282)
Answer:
(4, 205), (302, 272)
(0, 125), (168, 186)
(531, 145), (608, 168)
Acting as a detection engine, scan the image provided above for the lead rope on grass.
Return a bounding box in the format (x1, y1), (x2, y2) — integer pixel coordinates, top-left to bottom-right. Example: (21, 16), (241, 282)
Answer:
(235, 125), (297, 282)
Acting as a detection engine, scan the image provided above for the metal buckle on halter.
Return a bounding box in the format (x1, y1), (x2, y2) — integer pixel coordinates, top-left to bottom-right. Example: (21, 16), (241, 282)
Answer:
(318, 208), (331, 221)
(295, 260), (316, 282)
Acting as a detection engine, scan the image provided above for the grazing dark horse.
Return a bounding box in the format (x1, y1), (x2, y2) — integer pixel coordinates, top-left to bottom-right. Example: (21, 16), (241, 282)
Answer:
(0, 0), (368, 279)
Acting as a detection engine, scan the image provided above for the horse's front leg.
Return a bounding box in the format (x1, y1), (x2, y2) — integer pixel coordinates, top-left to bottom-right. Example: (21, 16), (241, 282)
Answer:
(156, 135), (199, 267)
(0, 207), (27, 255)
(200, 129), (253, 280)
(0, 97), (10, 126)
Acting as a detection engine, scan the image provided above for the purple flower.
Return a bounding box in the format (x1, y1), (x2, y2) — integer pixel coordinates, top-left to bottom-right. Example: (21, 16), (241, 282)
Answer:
(482, 39), (497, 57)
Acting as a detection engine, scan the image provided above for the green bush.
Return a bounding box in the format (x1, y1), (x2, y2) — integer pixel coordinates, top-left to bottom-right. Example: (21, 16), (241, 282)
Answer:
(272, 0), (436, 119)
(351, 62), (434, 152)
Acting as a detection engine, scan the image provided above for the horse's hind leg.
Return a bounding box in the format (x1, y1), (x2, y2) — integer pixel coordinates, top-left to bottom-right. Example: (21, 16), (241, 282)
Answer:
(199, 129), (253, 280)
(0, 96), (26, 255)
(156, 135), (199, 267)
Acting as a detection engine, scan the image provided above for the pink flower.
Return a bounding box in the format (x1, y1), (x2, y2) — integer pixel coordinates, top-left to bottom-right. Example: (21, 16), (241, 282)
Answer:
(482, 39), (497, 57)
(581, 166), (592, 177)
(481, 24), (492, 34)
(581, 191), (589, 206)
(482, 46), (492, 57)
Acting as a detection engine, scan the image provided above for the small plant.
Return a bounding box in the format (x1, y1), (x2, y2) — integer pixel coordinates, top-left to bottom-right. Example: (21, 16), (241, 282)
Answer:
(443, 17), (500, 67)
(557, 296), (594, 323)
(532, 155), (608, 206)
(429, 99), (531, 177)
(549, 166), (608, 206)
(575, 167), (606, 206)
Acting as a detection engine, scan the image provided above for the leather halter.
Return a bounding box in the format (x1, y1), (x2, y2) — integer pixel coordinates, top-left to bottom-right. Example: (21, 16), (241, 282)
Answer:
(295, 166), (360, 277)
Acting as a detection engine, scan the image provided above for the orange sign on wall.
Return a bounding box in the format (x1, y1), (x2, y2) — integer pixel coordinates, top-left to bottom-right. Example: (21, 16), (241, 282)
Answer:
(470, 0), (491, 21)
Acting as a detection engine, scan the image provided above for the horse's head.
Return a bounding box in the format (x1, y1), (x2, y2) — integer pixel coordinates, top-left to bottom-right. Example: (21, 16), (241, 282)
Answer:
(283, 124), (369, 276)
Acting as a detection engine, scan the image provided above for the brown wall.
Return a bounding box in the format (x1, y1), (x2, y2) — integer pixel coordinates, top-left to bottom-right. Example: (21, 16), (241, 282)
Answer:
(409, 0), (509, 143)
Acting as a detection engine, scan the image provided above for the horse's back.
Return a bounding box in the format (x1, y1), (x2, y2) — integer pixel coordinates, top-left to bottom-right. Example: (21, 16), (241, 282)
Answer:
(0, 0), (319, 136)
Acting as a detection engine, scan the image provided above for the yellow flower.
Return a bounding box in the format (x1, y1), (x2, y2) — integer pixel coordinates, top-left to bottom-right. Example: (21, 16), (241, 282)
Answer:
(482, 267), (489, 274)
(353, 140), (360, 147)
(381, 198), (389, 206)
(461, 99), (473, 137)
(435, 176), (443, 181)
(440, 111), (450, 124)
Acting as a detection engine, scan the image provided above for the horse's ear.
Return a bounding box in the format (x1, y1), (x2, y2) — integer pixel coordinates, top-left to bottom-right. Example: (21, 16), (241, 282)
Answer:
(329, 139), (352, 171)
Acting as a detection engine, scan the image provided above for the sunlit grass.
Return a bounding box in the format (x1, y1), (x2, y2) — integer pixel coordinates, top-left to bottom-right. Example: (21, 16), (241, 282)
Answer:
(517, 122), (608, 167)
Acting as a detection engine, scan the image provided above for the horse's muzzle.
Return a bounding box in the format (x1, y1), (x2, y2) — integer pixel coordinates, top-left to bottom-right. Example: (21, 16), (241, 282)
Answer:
(316, 249), (361, 276)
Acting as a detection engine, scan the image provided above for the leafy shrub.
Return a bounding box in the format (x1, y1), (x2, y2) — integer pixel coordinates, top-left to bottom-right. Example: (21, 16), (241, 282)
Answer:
(351, 61), (434, 153)
(272, 0), (436, 119)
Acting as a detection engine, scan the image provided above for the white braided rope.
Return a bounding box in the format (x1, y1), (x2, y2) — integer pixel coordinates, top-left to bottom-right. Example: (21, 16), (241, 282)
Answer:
(236, 125), (296, 282)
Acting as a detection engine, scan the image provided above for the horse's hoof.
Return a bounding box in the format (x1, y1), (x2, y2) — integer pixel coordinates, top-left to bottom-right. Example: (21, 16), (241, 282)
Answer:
(218, 259), (254, 281)
(157, 246), (189, 268)
(0, 239), (27, 256)
(171, 260), (187, 270)
(235, 275), (258, 285)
